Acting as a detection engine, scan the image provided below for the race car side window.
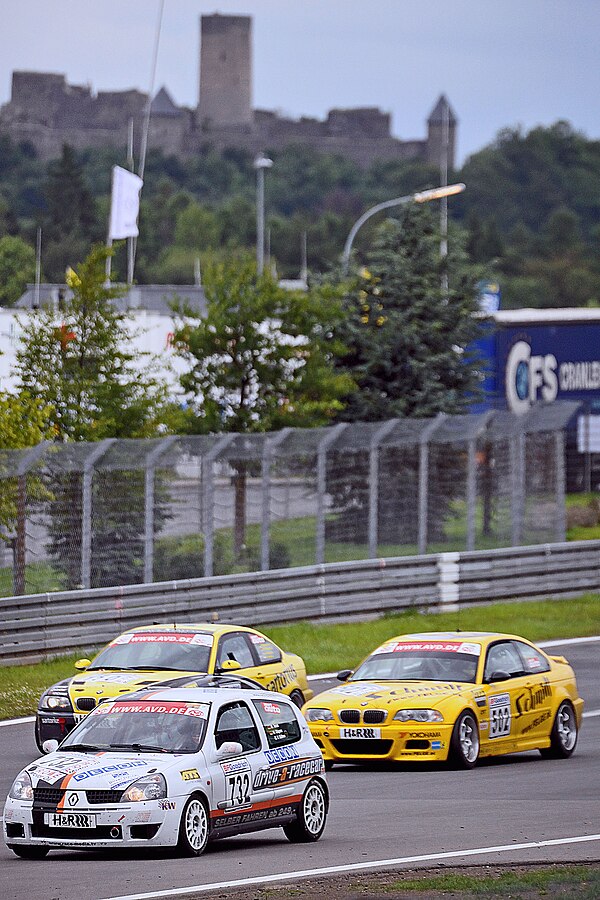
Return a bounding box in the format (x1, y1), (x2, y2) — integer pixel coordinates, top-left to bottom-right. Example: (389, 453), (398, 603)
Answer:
(514, 641), (551, 674)
(252, 699), (301, 748)
(214, 701), (261, 752)
(216, 633), (255, 669)
(484, 641), (527, 681)
(249, 635), (282, 665)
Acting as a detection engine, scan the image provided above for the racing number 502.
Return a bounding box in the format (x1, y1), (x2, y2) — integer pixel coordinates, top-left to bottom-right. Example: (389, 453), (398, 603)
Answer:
(227, 773), (250, 807)
(489, 698), (511, 738)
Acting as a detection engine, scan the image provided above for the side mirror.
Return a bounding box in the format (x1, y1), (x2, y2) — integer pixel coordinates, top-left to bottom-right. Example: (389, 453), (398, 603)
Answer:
(487, 670), (511, 684)
(74, 658), (91, 671)
(337, 669), (353, 682)
(219, 659), (242, 672)
(215, 741), (243, 760)
(42, 739), (59, 754)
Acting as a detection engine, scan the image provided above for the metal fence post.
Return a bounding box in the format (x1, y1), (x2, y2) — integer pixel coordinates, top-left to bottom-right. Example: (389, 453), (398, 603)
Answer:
(555, 429), (567, 542)
(510, 430), (525, 546)
(368, 420), (397, 558)
(13, 442), (50, 596)
(202, 434), (236, 578)
(261, 429), (290, 571)
(144, 436), (178, 583)
(316, 424), (347, 565)
(418, 415), (446, 555)
(81, 439), (116, 590)
(466, 412), (494, 552)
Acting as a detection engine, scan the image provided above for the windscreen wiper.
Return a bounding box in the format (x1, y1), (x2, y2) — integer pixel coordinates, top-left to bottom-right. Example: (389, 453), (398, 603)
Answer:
(109, 743), (170, 753)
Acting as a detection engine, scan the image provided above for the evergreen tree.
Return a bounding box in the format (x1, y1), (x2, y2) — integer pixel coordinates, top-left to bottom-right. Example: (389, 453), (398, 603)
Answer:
(336, 203), (482, 421)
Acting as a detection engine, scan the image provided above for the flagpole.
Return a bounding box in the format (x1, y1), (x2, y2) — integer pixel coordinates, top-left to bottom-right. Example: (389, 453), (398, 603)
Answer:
(127, 117), (135, 285)
(105, 166), (115, 285)
(131, 0), (165, 283)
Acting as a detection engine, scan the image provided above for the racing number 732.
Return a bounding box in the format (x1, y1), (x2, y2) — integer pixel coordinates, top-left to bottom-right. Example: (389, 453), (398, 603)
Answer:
(227, 772), (251, 807)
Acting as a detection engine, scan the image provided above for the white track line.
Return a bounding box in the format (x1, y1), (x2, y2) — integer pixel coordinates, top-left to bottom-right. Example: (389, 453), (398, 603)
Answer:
(100, 833), (600, 900)
(0, 716), (34, 727)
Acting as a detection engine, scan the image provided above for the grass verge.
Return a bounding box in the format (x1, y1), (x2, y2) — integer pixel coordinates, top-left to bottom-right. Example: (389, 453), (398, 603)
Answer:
(0, 593), (598, 721)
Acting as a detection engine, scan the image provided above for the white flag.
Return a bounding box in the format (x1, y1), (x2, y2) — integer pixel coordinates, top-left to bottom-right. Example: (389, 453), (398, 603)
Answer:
(108, 166), (143, 239)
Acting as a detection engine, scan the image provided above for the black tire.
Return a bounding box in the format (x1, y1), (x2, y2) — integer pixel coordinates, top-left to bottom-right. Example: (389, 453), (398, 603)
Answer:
(34, 719), (45, 754)
(289, 690), (305, 709)
(449, 711), (480, 769)
(177, 795), (210, 857)
(7, 844), (49, 859)
(283, 779), (327, 843)
(540, 700), (578, 759)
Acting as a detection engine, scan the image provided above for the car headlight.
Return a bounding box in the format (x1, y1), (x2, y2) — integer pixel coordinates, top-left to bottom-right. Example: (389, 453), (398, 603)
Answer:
(304, 707), (334, 723)
(40, 688), (73, 712)
(393, 709), (444, 723)
(120, 774), (167, 803)
(9, 771), (34, 801)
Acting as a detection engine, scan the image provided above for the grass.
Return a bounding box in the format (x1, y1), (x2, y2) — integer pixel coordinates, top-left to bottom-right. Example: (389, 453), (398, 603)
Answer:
(0, 593), (598, 722)
(386, 864), (600, 896)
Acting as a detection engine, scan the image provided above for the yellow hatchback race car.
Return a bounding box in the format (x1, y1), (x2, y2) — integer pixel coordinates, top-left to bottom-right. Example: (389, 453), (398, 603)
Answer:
(303, 631), (583, 769)
(36, 623), (312, 751)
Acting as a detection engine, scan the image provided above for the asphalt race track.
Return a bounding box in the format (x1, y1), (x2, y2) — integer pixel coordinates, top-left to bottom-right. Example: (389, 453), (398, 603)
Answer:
(0, 638), (598, 900)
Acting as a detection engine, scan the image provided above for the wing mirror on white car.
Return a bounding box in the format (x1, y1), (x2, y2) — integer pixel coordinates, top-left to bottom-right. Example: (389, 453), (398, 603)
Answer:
(42, 739), (59, 753)
(215, 741), (243, 760)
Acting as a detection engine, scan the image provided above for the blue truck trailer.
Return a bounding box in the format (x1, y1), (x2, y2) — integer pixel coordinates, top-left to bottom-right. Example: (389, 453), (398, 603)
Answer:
(474, 308), (600, 489)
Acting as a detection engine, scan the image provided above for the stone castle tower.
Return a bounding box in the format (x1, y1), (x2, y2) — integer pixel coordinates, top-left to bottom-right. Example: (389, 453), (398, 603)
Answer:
(198, 14), (252, 127)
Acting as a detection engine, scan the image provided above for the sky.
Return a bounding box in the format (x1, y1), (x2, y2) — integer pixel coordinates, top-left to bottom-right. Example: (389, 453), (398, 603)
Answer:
(1, 0), (599, 166)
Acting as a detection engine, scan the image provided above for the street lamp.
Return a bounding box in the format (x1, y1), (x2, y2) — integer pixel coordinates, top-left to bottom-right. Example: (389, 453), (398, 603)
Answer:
(254, 153), (273, 275)
(341, 182), (465, 275)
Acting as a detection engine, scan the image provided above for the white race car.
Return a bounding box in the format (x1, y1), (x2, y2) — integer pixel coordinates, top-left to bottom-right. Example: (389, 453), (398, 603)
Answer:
(4, 682), (328, 858)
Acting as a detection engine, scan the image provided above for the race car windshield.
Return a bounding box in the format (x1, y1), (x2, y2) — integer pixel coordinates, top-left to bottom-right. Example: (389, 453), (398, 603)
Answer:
(352, 650), (479, 684)
(89, 633), (213, 673)
(59, 700), (210, 754)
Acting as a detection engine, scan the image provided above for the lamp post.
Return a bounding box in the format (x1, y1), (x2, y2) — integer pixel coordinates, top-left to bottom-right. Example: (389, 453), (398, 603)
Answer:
(254, 153), (273, 275)
(341, 182), (465, 276)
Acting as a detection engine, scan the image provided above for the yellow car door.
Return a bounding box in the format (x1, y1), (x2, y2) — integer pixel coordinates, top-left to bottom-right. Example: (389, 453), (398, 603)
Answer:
(482, 640), (531, 752)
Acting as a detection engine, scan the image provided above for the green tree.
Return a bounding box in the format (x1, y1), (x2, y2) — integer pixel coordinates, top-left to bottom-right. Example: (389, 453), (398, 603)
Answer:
(14, 243), (169, 441)
(173, 252), (352, 553)
(336, 203), (482, 421)
(0, 235), (37, 307)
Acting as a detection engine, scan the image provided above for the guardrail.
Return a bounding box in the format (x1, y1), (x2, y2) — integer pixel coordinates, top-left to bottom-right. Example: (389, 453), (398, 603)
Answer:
(1, 540), (599, 665)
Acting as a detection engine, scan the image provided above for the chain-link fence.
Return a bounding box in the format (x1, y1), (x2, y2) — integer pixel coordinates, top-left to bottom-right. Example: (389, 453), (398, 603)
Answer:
(0, 403), (581, 596)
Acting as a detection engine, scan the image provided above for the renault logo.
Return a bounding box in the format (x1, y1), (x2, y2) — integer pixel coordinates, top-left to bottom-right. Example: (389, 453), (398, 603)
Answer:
(67, 793), (79, 807)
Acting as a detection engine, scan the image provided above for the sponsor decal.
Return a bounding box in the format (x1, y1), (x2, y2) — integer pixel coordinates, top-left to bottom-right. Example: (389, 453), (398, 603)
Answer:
(400, 731), (442, 739)
(261, 702), (281, 715)
(520, 709), (552, 735)
(95, 700), (208, 718)
(135, 811), (152, 823)
(212, 804), (295, 829)
(4, 809), (13, 821)
(489, 692), (511, 739)
(221, 759), (250, 775)
(515, 679), (552, 717)
(331, 682), (387, 697)
(111, 632), (213, 647)
(66, 792), (79, 807)
(40, 716), (61, 724)
(226, 772), (251, 807)
(253, 757), (322, 789)
(265, 745), (299, 765)
(474, 694), (487, 708)
(249, 634), (266, 644)
(158, 799), (176, 810)
(480, 721), (488, 730)
(45, 812), (96, 828)
(73, 760), (146, 782)
(180, 768), (201, 781)
(79, 672), (142, 685)
(527, 656), (542, 669)
(431, 741), (444, 750)
(265, 665), (297, 693)
(340, 727), (380, 739)
(506, 340), (558, 414)
(386, 641), (481, 656)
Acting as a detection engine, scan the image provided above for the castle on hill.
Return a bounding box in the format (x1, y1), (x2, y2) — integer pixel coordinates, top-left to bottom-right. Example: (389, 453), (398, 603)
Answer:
(0, 14), (457, 170)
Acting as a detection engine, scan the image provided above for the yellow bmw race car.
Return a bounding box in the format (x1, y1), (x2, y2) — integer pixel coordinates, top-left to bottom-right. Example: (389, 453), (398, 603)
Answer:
(303, 631), (583, 769)
(36, 623), (312, 751)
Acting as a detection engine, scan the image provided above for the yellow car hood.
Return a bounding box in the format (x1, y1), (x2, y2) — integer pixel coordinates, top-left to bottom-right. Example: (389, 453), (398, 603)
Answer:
(313, 679), (472, 709)
(68, 669), (195, 706)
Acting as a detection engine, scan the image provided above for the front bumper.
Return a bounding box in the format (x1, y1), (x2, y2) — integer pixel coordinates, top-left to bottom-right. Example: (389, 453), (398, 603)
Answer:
(3, 797), (180, 851)
(308, 723), (452, 763)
